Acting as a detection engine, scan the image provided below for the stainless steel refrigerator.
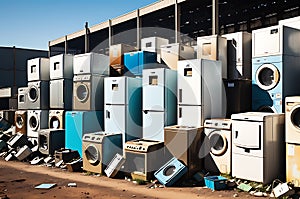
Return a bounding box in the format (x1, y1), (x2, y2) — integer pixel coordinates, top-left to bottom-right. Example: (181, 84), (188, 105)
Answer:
(142, 68), (177, 142)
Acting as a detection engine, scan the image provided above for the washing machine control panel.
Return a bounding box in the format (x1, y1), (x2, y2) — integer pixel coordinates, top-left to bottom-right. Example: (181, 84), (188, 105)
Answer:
(204, 119), (232, 130)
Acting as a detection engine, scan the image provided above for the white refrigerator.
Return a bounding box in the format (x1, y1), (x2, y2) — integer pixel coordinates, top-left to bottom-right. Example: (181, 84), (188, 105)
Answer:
(142, 68), (177, 142)
(104, 77), (142, 146)
(177, 59), (224, 127)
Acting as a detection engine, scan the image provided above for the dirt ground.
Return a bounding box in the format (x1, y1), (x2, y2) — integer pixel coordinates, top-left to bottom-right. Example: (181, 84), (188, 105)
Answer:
(0, 159), (259, 199)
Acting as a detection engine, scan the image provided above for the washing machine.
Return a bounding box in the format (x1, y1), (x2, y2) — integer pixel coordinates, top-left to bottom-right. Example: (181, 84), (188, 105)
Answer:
(49, 110), (65, 129)
(27, 57), (50, 82)
(50, 53), (73, 80)
(15, 111), (27, 135)
(38, 129), (65, 155)
(50, 79), (73, 109)
(203, 119), (232, 175)
(82, 132), (122, 174)
(65, 111), (104, 157)
(27, 110), (49, 138)
(18, 87), (28, 110)
(27, 81), (49, 110)
(285, 96), (300, 144)
(73, 74), (105, 111)
(252, 55), (300, 113)
(231, 112), (285, 184)
(73, 52), (109, 75)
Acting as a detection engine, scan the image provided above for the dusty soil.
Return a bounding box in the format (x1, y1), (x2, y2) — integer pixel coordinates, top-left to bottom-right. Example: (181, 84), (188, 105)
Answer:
(0, 159), (258, 199)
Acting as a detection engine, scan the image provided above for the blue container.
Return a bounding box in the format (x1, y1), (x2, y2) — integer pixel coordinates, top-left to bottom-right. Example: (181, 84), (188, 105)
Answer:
(154, 157), (187, 187)
(124, 51), (157, 76)
(65, 111), (104, 157)
(204, 176), (228, 191)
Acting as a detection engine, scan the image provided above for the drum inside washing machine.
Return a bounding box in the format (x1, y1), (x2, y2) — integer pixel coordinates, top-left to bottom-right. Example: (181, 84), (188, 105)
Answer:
(49, 116), (61, 129)
(291, 105), (300, 129)
(255, 63), (280, 91)
(163, 165), (176, 176)
(29, 115), (39, 130)
(28, 85), (39, 102)
(208, 130), (228, 156)
(85, 144), (101, 165)
(16, 115), (25, 128)
(76, 84), (89, 102)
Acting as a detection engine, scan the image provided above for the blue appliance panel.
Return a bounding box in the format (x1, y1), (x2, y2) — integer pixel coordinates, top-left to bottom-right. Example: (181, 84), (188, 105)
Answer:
(124, 51), (157, 76)
(65, 111), (104, 157)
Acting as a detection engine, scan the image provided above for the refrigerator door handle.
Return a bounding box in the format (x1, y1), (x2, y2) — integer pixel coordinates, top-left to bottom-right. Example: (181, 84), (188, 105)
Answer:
(179, 89), (182, 103)
(179, 107), (182, 118)
(106, 110), (110, 119)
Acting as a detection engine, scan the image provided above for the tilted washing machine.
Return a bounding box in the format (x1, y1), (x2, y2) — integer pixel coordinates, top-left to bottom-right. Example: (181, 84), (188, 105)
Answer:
(49, 110), (65, 129)
(27, 57), (50, 82)
(73, 52), (109, 75)
(50, 53), (73, 80)
(27, 110), (49, 138)
(15, 110), (27, 135)
(231, 112), (285, 184)
(73, 74), (105, 111)
(203, 119), (232, 175)
(18, 87), (28, 110)
(38, 129), (65, 155)
(27, 81), (49, 110)
(65, 111), (104, 157)
(50, 79), (73, 109)
(82, 132), (122, 174)
(252, 25), (300, 113)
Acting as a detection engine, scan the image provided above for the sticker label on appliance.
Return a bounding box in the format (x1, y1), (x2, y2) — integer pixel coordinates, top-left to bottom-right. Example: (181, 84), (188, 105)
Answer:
(276, 93), (282, 99)
(228, 83), (235, 88)
(288, 145), (295, 156)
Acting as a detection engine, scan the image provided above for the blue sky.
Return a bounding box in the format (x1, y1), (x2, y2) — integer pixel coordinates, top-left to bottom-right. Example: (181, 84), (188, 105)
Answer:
(0, 0), (157, 50)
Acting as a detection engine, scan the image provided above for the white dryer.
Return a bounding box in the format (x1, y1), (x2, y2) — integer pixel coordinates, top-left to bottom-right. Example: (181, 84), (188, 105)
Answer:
(18, 87), (28, 110)
(27, 57), (50, 82)
(285, 96), (300, 144)
(27, 81), (49, 110)
(50, 54), (73, 80)
(27, 110), (49, 138)
(204, 119), (232, 175)
(231, 112), (285, 184)
(73, 52), (109, 75)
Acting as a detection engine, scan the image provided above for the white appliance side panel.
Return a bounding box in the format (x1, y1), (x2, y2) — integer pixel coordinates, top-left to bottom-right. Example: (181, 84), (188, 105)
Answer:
(143, 69), (165, 111)
(177, 60), (201, 105)
(143, 111), (164, 142)
(178, 105), (202, 128)
(73, 54), (91, 74)
(232, 153), (264, 183)
(50, 80), (63, 108)
(105, 105), (126, 141)
(104, 77), (126, 105)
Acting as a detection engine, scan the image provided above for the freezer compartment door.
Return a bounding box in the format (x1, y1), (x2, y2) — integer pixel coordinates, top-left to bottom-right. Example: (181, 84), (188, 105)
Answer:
(143, 111), (165, 142)
(143, 69), (165, 111)
(232, 120), (262, 149)
(177, 60), (201, 105)
(105, 105), (126, 134)
(104, 77), (126, 105)
(178, 105), (202, 128)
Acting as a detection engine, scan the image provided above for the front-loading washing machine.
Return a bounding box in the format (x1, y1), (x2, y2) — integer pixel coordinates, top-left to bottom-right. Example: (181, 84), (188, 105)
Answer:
(252, 55), (300, 113)
(15, 110), (27, 135)
(50, 79), (73, 109)
(231, 112), (285, 184)
(285, 96), (300, 144)
(18, 87), (28, 110)
(27, 81), (49, 110)
(82, 132), (122, 174)
(27, 110), (49, 138)
(49, 110), (65, 129)
(203, 119), (232, 175)
(73, 74), (105, 111)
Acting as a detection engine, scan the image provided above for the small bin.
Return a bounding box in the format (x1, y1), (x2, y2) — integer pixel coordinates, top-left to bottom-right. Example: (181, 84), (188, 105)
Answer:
(204, 176), (227, 191)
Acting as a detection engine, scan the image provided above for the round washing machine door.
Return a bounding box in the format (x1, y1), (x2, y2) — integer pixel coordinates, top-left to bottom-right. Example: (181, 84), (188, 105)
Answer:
(291, 105), (300, 130)
(49, 116), (61, 129)
(76, 83), (89, 102)
(28, 85), (39, 102)
(255, 63), (280, 91)
(29, 115), (39, 131)
(208, 130), (228, 156)
(85, 144), (100, 165)
(163, 165), (176, 176)
(16, 115), (25, 129)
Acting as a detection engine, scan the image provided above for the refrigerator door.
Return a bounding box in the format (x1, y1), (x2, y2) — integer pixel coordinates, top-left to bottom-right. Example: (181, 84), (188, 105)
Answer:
(105, 77), (126, 105)
(50, 79), (64, 108)
(143, 69), (165, 111)
(143, 111), (165, 142)
(178, 105), (202, 127)
(177, 60), (201, 105)
(105, 105), (126, 134)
